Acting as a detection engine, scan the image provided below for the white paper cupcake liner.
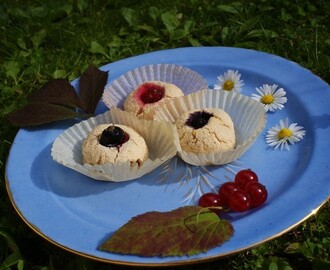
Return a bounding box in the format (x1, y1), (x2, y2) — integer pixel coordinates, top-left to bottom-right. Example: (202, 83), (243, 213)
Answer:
(153, 89), (267, 166)
(102, 64), (209, 109)
(51, 108), (177, 181)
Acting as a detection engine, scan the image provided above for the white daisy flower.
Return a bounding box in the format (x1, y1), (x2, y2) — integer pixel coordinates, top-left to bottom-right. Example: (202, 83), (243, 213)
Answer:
(266, 118), (306, 151)
(252, 84), (287, 112)
(214, 69), (244, 93)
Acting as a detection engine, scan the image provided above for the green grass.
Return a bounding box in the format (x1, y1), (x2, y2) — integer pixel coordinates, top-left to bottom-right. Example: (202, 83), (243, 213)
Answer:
(1, 0), (330, 269)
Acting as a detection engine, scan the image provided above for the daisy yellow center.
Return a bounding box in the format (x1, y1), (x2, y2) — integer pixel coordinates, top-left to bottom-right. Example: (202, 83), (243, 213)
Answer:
(223, 80), (234, 91)
(278, 128), (293, 139)
(261, 94), (274, 104)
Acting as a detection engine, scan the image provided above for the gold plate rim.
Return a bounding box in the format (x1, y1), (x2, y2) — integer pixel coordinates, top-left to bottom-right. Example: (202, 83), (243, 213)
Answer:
(5, 166), (330, 267)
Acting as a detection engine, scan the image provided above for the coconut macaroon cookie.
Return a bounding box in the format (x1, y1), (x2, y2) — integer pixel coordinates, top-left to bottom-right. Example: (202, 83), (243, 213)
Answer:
(124, 80), (184, 120)
(175, 108), (236, 154)
(82, 124), (148, 166)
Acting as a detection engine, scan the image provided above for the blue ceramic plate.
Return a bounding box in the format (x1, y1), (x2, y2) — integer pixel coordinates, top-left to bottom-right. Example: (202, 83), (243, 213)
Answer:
(5, 47), (330, 266)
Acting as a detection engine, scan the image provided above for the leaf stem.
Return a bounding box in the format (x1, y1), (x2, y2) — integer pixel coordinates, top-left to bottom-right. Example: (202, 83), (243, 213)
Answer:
(183, 207), (223, 233)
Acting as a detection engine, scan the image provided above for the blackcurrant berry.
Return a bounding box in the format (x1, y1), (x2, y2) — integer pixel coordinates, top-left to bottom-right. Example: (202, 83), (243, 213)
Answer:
(186, 110), (213, 129)
(99, 125), (129, 147)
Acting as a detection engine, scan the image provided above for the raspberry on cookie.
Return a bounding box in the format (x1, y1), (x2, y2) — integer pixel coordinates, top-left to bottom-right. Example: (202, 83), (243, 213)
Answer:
(124, 81), (184, 120)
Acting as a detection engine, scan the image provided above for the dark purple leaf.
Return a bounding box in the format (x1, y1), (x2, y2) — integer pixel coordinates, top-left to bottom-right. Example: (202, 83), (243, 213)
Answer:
(5, 103), (80, 126)
(78, 64), (108, 114)
(28, 79), (81, 109)
(6, 64), (108, 127)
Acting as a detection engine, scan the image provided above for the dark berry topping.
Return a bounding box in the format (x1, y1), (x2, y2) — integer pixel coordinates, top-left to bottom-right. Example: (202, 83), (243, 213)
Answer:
(99, 125), (129, 147)
(186, 110), (213, 129)
(139, 82), (165, 104)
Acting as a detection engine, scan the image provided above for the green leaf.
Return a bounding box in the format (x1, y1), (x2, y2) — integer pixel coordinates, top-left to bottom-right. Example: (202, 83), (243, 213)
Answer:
(262, 257), (294, 270)
(217, 4), (238, 14)
(269, 261), (278, 270)
(61, 3), (73, 16)
(5, 103), (79, 126)
(148, 6), (159, 21)
(17, 38), (27, 50)
(77, 0), (88, 13)
(285, 242), (301, 254)
(12, 8), (30, 18)
(31, 29), (47, 48)
(17, 260), (24, 270)
(99, 206), (234, 257)
(30, 6), (47, 18)
(53, 69), (68, 78)
(135, 25), (158, 35)
(0, 252), (22, 270)
(161, 11), (180, 32)
(171, 28), (189, 40)
(313, 259), (330, 270)
(4, 61), (21, 83)
(90, 41), (108, 56)
(281, 8), (292, 22)
(0, 229), (20, 253)
(19, 49), (31, 58)
(188, 37), (202, 47)
(183, 20), (195, 32)
(28, 79), (81, 109)
(121, 8), (140, 26)
(78, 64), (108, 114)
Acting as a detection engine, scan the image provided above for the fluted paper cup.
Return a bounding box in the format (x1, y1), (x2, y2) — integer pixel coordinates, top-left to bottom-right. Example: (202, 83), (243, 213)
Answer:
(153, 89), (267, 166)
(51, 108), (177, 181)
(102, 64), (208, 109)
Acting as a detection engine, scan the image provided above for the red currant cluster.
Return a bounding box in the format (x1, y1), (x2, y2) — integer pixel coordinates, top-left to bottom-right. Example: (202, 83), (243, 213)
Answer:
(198, 169), (268, 213)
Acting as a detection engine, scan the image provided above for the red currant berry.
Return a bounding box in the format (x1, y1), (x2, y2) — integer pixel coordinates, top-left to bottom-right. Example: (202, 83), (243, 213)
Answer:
(198, 193), (225, 208)
(245, 182), (268, 208)
(228, 190), (251, 212)
(218, 182), (239, 205)
(234, 169), (259, 189)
